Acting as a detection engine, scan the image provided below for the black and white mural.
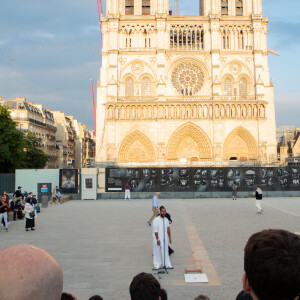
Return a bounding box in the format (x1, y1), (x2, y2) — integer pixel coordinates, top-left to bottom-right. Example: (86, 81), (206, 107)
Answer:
(105, 167), (300, 193)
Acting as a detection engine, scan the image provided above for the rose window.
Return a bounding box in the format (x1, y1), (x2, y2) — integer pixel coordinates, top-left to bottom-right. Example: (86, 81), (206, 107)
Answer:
(172, 63), (204, 96)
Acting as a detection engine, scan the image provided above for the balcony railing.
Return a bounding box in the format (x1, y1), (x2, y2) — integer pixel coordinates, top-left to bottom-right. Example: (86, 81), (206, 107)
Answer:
(109, 95), (263, 103)
(116, 96), (157, 102)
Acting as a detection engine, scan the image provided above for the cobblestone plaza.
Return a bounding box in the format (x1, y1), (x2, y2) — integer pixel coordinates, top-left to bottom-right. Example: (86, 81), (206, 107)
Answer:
(1, 197), (299, 300)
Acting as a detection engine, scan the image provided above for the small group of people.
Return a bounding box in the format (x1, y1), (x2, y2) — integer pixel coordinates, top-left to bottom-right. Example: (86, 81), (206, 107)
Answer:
(0, 186), (40, 232)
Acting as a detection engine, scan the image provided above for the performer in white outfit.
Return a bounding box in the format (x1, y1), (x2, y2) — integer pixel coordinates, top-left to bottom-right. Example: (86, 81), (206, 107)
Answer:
(152, 206), (173, 270)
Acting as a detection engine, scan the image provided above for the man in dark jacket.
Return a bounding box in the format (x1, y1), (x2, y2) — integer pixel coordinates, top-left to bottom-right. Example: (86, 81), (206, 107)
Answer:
(13, 186), (22, 199)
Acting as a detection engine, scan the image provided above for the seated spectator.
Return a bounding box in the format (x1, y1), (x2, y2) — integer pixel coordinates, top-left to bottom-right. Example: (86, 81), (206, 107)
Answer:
(61, 292), (77, 300)
(242, 229), (300, 300)
(89, 296), (103, 300)
(130, 272), (161, 300)
(236, 290), (253, 300)
(160, 289), (168, 300)
(194, 296), (210, 300)
(0, 244), (63, 300)
(15, 199), (24, 219)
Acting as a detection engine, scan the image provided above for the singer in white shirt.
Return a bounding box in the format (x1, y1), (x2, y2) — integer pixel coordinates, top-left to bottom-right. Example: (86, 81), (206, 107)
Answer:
(152, 206), (173, 270)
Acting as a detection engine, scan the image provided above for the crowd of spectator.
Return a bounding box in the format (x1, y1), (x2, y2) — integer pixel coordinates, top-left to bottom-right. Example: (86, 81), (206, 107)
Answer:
(0, 229), (299, 300)
(0, 187), (41, 231)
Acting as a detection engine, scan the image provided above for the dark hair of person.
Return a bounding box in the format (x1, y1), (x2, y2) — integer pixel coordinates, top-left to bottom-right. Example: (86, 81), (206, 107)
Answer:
(61, 292), (77, 300)
(89, 296), (103, 300)
(129, 272), (160, 300)
(159, 206), (165, 211)
(194, 295), (210, 300)
(160, 288), (168, 300)
(244, 229), (300, 300)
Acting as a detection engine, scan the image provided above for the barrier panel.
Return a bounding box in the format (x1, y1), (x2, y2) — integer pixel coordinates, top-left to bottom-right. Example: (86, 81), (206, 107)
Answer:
(106, 167), (300, 193)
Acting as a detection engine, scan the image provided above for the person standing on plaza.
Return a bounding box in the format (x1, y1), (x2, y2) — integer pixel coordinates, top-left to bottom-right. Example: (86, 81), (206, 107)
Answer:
(10, 197), (17, 221)
(2, 191), (10, 225)
(0, 195), (8, 232)
(25, 197), (35, 231)
(32, 195), (39, 218)
(254, 186), (263, 214)
(152, 206), (173, 270)
(124, 182), (131, 200)
(232, 182), (238, 200)
(148, 192), (160, 226)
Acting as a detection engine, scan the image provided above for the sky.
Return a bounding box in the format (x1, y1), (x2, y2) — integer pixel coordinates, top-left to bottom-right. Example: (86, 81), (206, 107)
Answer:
(0, 0), (299, 130)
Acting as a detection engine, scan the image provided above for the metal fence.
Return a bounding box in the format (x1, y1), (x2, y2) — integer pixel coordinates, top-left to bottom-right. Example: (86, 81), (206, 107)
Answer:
(0, 174), (15, 193)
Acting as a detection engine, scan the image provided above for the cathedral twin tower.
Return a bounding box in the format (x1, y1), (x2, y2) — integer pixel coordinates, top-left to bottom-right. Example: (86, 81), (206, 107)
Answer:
(96, 0), (277, 165)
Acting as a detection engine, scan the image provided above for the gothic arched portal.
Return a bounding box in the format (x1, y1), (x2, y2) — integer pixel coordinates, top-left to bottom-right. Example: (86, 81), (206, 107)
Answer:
(223, 127), (258, 161)
(166, 123), (213, 161)
(118, 130), (156, 162)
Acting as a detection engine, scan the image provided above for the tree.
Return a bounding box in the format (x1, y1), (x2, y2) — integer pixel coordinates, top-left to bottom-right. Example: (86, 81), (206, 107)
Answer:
(0, 105), (25, 173)
(21, 132), (48, 169)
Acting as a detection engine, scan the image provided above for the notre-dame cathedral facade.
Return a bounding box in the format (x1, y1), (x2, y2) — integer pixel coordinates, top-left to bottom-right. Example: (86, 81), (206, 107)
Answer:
(96, 0), (277, 165)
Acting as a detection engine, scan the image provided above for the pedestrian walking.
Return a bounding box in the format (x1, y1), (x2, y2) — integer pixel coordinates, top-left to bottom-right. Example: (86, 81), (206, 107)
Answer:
(25, 198), (35, 231)
(0, 195), (8, 232)
(254, 186), (263, 214)
(124, 182), (131, 200)
(232, 183), (238, 200)
(148, 192), (160, 226)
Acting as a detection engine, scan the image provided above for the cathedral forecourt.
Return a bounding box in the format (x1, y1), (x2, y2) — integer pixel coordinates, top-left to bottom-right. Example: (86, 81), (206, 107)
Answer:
(96, 0), (277, 165)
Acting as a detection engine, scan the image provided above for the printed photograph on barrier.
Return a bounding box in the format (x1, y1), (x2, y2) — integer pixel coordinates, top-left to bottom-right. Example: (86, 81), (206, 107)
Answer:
(59, 169), (78, 194)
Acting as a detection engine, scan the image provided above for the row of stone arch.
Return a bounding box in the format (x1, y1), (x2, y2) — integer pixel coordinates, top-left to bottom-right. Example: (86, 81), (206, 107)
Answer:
(118, 123), (259, 162)
(107, 103), (266, 120)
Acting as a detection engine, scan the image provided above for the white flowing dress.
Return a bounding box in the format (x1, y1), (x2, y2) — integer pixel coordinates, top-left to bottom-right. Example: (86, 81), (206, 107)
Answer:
(152, 216), (172, 269)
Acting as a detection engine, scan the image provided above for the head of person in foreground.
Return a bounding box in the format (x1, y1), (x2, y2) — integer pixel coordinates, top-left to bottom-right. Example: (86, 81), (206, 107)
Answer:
(0, 244), (63, 300)
(130, 272), (161, 300)
(243, 229), (300, 300)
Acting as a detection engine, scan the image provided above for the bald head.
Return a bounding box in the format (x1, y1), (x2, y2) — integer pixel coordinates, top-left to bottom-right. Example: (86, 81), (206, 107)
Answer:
(0, 244), (63, 300)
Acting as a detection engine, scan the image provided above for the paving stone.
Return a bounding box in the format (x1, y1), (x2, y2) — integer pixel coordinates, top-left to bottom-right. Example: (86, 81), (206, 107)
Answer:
(0, 197), (299, 300)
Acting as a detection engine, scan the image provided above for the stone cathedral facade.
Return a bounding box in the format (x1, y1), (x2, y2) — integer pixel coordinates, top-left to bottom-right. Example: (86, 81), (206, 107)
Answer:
(96, 0), (277, 165)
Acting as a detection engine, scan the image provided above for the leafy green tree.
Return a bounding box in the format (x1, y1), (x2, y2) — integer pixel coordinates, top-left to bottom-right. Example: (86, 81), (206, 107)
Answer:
(21, 132), (48, 169)
(0, 105), (25, 173)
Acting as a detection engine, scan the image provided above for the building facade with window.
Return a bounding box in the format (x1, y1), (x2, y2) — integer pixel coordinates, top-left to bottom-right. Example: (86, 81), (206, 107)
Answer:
(0, 97), (58, 169)
(96, 0), (277, 164)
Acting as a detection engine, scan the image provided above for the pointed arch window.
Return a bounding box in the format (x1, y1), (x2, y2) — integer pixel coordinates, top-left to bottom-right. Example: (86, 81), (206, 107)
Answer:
(125, 0), (134, 15)
(125, 77), (134, 96)
(221, 0), (229, 15)
(142, 77), (151, 96)
(142, 0), (150, 15)
(236, 0), (243, 16)
(224, 78), (232, 95)
(239, 78), (247, 96)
